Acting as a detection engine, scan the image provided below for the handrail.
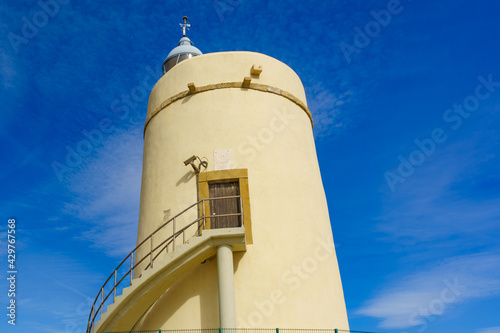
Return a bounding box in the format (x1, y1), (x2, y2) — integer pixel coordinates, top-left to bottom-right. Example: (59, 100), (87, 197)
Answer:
(87, 196), (243, 333)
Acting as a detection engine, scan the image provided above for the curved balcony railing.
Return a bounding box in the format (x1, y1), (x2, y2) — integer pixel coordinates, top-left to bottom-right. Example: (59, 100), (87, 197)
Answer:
(87, 196), (243, 333)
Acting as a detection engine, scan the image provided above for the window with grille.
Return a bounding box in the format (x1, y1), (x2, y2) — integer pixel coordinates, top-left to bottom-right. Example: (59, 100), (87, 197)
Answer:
(209, 181), (241, 228)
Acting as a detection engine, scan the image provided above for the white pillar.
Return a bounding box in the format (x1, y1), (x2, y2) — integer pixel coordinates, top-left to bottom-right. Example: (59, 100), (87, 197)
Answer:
(217, 244), (236, 328)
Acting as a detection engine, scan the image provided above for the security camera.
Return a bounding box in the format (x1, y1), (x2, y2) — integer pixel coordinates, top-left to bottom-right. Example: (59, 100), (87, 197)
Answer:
(183, 155), (197, 166)
(184, 155), (199, 173)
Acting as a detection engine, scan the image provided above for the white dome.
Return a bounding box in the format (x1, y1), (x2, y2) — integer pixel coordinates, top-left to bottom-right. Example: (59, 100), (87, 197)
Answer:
(162, 37), (202, 74)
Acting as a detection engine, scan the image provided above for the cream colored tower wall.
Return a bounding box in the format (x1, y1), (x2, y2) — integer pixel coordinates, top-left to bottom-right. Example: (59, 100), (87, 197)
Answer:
(134, 52), (349, 330)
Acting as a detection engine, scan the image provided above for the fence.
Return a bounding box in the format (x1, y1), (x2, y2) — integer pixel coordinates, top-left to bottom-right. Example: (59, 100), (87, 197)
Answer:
(103, 328), (380, 333)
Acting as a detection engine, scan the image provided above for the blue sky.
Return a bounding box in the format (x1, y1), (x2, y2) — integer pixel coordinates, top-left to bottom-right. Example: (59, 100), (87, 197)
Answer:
(1, 0), (500, 332)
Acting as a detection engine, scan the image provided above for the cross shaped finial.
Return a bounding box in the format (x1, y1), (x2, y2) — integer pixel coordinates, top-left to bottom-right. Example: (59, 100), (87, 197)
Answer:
(180, 16), (191, 37)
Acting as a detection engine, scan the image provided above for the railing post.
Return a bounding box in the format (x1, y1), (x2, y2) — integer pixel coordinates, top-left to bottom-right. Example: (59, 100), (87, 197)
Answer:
(89, 304), (95, 333)
(240, 196), (244, 226)
(202, 199), (206, 232)
(197, 201), (201, 236)
(172, 218), (176, 252)
(100, 287), (104, 314)
(130, 254), (134, 284)
(113, 270), (117, 301)
(150, 235), (153, 269)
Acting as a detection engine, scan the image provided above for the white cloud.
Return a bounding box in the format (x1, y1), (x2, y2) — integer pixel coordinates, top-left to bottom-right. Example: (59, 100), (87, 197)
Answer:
(379, 141), (500, 245)
(62, 128), (143, 257)
(357, 252), (500, 329)
(307, 83), (352, 138)
(18, 254), (98, 333)
(477, 327), (500, 333)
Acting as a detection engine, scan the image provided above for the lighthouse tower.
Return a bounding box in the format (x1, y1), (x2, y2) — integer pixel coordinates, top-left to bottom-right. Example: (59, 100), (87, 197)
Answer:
(88, 17), (349, 333)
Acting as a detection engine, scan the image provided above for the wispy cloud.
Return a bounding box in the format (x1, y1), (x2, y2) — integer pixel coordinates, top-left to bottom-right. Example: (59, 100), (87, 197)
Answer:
(15, 251), (98, 333)
(378, 138), (500, 246)
(477, 327), (500, 333)
(62, 128), (143, 257)
(357, 252), (500, 329)
(307, 83), (352, 138)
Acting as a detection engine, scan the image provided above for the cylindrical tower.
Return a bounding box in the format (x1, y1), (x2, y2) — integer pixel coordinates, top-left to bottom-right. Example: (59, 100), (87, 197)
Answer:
(80, 20), (350, 330)
(130, 39), (349, 328)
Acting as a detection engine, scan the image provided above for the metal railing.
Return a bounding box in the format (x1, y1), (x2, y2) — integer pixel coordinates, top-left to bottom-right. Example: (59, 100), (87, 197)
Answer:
(87, 196), (244, 333)
(102, 329), (380, 333)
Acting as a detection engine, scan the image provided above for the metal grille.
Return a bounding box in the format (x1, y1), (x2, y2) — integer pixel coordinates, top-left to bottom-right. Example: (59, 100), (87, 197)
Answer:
(209, 182), (241, 228)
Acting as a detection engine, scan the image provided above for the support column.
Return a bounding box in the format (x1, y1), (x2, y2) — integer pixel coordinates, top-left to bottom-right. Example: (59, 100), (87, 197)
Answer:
(217, 244), (236, 328)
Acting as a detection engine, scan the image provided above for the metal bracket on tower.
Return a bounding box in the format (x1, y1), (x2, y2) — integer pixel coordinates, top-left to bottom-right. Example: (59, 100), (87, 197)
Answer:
(242, 77), (252, 88)
(250, 65), (263, 76)
(187, 82), (197, 93)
